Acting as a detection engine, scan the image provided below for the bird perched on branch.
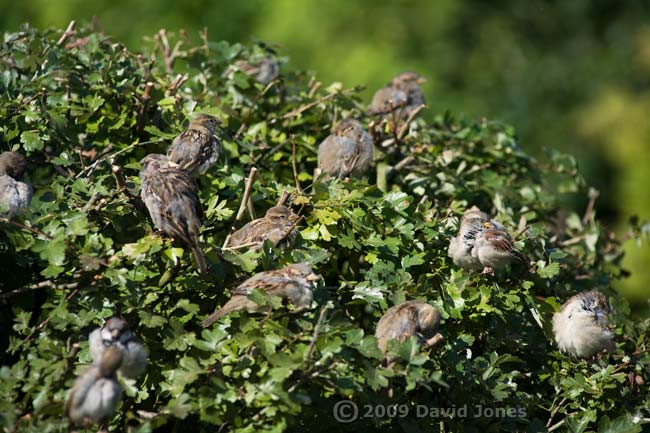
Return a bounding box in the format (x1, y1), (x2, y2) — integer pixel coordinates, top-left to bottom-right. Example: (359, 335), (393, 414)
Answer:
(473, 220), (527, 275)
(228, 205), (300, 250)
(140, 154), (207, 273)
(375, 301), (442, 354)
(447, 206), (524, 275)
(224, 57), (280, 85)
(368, 72), (426, 119)
(166, 114), (221, 178)
(88, 317), (148, 379)
(201, 263), (319, 327)
(552, 290), (615, 358)
(317, 119), (374, 180)
(0, 151), (32, 217)
(65, 346), (123, 425)
(447, 206), (494, 271)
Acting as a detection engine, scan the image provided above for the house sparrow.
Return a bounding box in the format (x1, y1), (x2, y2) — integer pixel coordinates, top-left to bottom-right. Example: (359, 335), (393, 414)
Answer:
(473, 221), (526, 275)
(88, 317), (148, 379)
(375, 301), (442, 353)
(0, 151), (32, 217)
(447, 206), (494, 271)
(552, 290), (615, 358)
(225, 58), (280, 85)
(317, 119), (374, 180)
(140, 154), (207, 273)
(368, 72), (426, 118)
(65, 346), (123, 425)
(228, 205), (300, 250)
(166, 114), (221, 178)
(201, 263), (319, 327)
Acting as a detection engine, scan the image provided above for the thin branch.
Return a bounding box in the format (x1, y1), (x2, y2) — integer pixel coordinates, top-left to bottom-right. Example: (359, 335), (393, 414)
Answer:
(276, 190), (291, 207)
(304, 305), (331, 363)
(582, 189), (600, 225)
(222, 167), (258, 248)
(56, 20), (76, 46)
(396, 104), (426, 140)
(291, 136), (302, 194)
(236, 167), (258, 221)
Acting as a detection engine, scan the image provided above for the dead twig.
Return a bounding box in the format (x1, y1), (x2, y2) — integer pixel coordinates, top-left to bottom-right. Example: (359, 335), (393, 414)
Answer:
(222, 167), (258, 248)
(56, 20), (76, 46)
(396, 104), (426, 140)
(291, 137), (302, 194)
(304, 305), (331, 363)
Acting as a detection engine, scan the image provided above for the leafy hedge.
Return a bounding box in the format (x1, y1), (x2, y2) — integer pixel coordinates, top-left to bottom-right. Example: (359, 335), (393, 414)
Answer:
(1, 23), (648, 433)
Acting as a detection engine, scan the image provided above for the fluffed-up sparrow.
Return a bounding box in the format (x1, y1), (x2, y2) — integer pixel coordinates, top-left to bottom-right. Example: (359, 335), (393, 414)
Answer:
(140, 154), (207, 273)
(166, 114), (221, 178)
(88, 317), (148, 379)
(552, 290), (615, 358)
(228, 205), (300, 250)
(317, 119), (374, 180)
(447, 206), (492, 272)
(368, 72), (426, 118)
(0, 151), (32, 217)
(201, 263), (319, 327)
(375, 301), (442, 353)
(65, 346), (123, 425)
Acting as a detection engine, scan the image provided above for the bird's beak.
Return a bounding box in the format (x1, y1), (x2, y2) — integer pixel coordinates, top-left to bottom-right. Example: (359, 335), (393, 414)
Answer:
(306, 273), (320, 282)
(416, 77), (427, 84)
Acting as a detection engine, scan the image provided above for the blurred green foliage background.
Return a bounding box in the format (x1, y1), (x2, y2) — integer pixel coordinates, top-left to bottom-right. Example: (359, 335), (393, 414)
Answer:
(2, 0), (648, 307)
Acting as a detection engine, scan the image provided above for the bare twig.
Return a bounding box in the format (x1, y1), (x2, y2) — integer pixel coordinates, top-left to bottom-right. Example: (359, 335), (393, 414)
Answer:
(222, 168), (258, 248)
(546, 397), (567, 428)
(304, 305), (331, 363)
(0, 218), (54, 240)
(291, 137), (302, 193)
(236, 167), (258, 221)
(56, 20), (76, 46)
(396, 104), (426, 140)
(276, 190), (291, 206)
(547, 420), (565, 432)
(582, 189), (600, 225)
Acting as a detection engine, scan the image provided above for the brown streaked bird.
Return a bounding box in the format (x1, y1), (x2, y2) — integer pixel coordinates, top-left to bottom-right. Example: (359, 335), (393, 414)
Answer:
(552, 290), (615, 358)
(65, 346), (123, 425)
(317, 119), (374, 180)
(88, 317), (148, 379)
(225, 57), (280, 85)
(201, 263), (319, 327)
(140, 154), (207, 273)
(0, 151), (32, 217)
(375, 301), (442, 353)
(228, 205), (300, 250)
(166, 114), (221, 178)
(473, 220), (526, 275)
(368, 72), (426, 118)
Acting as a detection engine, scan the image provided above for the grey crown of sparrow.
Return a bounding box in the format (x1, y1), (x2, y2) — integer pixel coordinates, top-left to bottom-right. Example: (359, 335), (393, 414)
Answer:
(88, 317), (148, 379)
(166, 114), (221, 179)
(368, 71), (426, 117)
(0, 151), (33, 217)
(140, 154), (207, 273)
(228, 205), (300, 250)
(201, 263), (319, 327)
(552, 290), (615, 358)
(375, 301), (442, 353)
(317, 119), (374, 180)
(65, 346), (123, 425)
